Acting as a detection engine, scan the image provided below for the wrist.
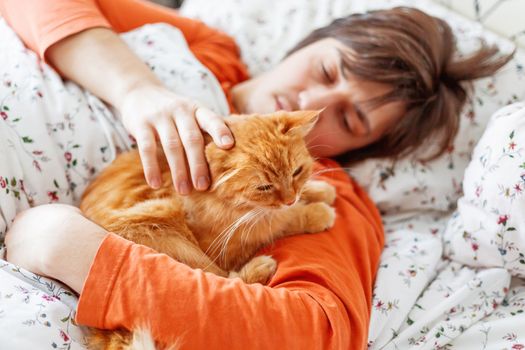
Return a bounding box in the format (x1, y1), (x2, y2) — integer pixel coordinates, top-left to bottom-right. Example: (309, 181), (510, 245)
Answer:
(44, 224), (109, 294)
(115, 79), (164, 112)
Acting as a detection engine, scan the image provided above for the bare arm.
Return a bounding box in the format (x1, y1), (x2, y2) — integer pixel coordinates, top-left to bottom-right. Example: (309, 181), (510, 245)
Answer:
(48, 28), (234, 192)
(0, 0), (239, 193)
(47, 27), (159, 114)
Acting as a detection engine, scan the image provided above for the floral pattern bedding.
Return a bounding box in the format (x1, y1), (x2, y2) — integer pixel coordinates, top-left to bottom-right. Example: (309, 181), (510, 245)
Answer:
(0, 20), (228, 349)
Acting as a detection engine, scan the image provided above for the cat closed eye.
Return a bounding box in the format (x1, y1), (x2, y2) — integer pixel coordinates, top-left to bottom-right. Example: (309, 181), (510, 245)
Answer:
(293, 166), (303, 177)
(257, 184), (274, 191)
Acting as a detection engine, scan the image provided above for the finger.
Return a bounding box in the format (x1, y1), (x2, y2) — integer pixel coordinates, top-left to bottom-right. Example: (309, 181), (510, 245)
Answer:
(156, 119), (191, 195)
(134, 125), (161, 189)
(195, 107), (234, 149)
(174, 111), (210, 191)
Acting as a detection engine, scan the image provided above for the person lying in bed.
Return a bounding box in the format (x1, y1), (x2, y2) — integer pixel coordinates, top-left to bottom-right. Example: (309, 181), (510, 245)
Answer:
(0, 0), (512, 348)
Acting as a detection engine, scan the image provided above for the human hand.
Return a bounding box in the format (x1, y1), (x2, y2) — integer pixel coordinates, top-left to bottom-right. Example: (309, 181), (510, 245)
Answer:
(118, 84), (235, 194)
(5, 204), (108, 293)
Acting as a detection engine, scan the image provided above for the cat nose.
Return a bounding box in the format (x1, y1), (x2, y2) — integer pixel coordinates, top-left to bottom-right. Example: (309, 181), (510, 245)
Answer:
(285, 198), (295, 206)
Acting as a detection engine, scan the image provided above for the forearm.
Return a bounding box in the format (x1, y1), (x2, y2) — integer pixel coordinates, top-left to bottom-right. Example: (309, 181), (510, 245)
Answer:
(50, 229), (108, 294)
(77, 234), (351, 349)
(4, 204), (109, 294)
(47, 27), (162, 109)
(74, 161), (383, 349)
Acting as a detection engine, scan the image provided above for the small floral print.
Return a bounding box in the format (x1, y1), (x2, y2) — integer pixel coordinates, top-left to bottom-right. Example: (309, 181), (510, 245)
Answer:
(47, 191), (59, 202)
(32, 160), (41, 171)
(498, 215), (509, 226)
(59, 330), (70, 342)
(42, 294), (58, 302)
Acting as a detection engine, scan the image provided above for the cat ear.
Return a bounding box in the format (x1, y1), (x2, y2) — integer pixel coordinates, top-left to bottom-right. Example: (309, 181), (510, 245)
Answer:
(280, 109), (322, 136)
(223, 114), (248, 130)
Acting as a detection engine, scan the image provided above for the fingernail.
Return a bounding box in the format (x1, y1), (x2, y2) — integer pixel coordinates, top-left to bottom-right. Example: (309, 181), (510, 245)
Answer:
(150, 177), (161, 189)
(221, 135), (233, 146)
(179, 181), (190, 195)
(197, 176), (209, 190)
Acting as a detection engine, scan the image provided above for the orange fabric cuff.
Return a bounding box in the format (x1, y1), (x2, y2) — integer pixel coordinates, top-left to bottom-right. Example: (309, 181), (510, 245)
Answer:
(76, 233), (132, 328)
(39, 17), (111, 63)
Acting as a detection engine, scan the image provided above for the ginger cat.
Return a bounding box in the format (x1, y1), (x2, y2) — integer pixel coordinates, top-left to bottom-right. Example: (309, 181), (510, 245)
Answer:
(80, 110), (337, 350)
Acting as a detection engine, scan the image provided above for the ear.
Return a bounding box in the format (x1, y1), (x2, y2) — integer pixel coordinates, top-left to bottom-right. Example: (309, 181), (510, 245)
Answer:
(280, 109), (322, 136)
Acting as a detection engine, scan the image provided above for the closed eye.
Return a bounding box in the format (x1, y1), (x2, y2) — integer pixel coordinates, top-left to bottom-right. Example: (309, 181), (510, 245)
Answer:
(257, 184), (273, 191)
(293, 166), (303, 177)
(341, 109), (351, 132)
(321, 63), (334, 83)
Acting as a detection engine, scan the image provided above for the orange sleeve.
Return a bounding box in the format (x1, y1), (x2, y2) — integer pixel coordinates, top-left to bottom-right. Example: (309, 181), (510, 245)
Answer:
(0, 0), (249, 88)
(76, 159), (384, 349)
(0, 0), (111, 60)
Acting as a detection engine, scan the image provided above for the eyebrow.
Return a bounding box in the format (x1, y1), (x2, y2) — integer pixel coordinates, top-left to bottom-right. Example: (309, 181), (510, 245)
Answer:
(338, 50), (349, 81)
(338, 50), (371, 135)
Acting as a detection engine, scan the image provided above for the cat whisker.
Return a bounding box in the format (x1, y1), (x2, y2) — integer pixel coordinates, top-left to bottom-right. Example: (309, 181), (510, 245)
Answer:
(216, 208), (261, 263)
(204, 218), (240, 258)
(204, 207), (260, 263)
(305, 144), (335, 152)
(240, 207), (267, 249)
(210, 169), (240, 191)
(304, 131), (340, 146)
(227, 208), (263, 249)
(310, 167), (354, 177)
(240, 212), (255, 249)
(224, 206), (266, 260)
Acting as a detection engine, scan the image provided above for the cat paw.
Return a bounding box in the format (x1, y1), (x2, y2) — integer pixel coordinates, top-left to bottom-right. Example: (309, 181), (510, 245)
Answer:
(303, 202), (336, 233)
(301, 180), (336, 205)
(233, 255), (277, 285)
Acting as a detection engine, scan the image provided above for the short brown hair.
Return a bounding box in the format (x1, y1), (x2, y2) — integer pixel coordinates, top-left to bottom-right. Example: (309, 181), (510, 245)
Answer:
(288, 7), (514, 163)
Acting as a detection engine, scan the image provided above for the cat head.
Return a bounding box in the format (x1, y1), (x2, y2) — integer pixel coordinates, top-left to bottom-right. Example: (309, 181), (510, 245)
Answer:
(205, 110), (319, 209)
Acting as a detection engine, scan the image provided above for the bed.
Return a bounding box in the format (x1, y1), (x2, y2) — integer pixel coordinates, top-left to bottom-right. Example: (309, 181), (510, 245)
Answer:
(1, 0), (525, 348)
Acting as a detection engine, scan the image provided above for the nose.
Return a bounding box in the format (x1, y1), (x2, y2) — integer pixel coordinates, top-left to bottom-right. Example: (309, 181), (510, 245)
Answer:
(281, 189), (296, 206)
(298, 86), (347, 110)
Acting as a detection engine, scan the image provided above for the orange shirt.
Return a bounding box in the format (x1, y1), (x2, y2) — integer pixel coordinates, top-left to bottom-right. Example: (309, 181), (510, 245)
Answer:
(0, 0), (249, 110)
(76, 160), (384, 349)
(0, 1), (384, 348)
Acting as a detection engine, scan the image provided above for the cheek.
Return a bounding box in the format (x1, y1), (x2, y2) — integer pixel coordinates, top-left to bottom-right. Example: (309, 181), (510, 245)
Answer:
(271, 58), (313, 97)
(245, 78), (275, 114)
(244, 189), (276, 204)
(305, 118), (349, 157)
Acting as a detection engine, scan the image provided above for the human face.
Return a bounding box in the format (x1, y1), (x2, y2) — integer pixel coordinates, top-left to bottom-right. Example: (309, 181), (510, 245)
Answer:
(231, 38), (406, 158)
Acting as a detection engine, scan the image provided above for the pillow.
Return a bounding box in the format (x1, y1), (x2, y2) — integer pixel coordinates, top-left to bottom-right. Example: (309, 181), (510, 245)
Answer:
(443, 102), (525, 277)
(181, 0), (355, 76)
(181, 0), (525, 216)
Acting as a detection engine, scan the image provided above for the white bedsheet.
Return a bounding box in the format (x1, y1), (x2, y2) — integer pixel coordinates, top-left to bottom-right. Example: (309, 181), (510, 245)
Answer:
(370, 213), (525, 349)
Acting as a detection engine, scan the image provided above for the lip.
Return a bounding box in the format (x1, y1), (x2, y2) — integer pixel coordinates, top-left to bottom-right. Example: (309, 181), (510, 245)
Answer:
(274, 95), (293, 112)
